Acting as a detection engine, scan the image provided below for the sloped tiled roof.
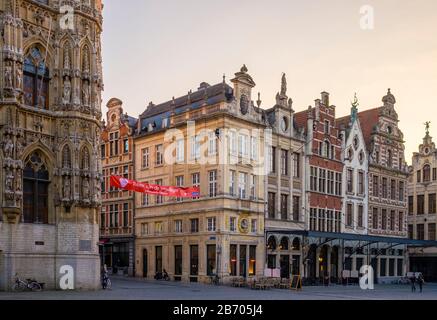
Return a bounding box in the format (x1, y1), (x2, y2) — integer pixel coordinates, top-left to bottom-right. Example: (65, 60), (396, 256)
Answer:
(140, 83), (233, 119)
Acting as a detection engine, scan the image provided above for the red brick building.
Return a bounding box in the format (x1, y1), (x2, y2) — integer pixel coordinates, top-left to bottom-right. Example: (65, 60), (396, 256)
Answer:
(100, 98), (138, 276)
(294, 92), (344, 282)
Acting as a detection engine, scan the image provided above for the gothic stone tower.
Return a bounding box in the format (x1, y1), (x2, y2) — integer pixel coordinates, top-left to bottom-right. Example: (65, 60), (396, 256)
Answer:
(0, 0), (104, 290)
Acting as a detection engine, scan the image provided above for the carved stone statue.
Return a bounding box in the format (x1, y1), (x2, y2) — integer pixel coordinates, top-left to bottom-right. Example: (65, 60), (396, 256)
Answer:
(425, 121), (431, 136)
(63, 176), (71, 199)
(3, 135), (14, 159)
(16, 169), (22, 192)
(5, 168), (14, 192)
(63, 78), (72, 104)
(5, 66), (13, 88)
(82, 83), (90, 106)
(82, 177), (90, 200)
(16, 68), (23, 90)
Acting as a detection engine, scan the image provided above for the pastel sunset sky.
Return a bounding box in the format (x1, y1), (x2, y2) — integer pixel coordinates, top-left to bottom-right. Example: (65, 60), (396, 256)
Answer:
(101, 0), (437, 162)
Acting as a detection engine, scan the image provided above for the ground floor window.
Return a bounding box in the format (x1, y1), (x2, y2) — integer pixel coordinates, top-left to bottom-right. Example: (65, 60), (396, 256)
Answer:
(249, 246), (256, 276)
(239, 246), (247, 278)
(190, 245), (199, 276)
(155, 246), (163, 273)
(380, 258), (387, 277)
(174, 246), (183, 276)
(356, 258), (364, 272)
(267, 255), (276, 269)
(389, 258), (395, 277)
(230, 245), (237, 276)
(112, 242), (130, 270)
(397, 259), (404, 277)
(207, 245), (216, 276)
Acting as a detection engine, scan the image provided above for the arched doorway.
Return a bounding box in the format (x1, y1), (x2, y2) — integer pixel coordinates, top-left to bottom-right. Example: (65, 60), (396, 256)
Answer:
(319, 245), (329, 284)
(142, 249), (148, 278)
(307, 244), (317, 282)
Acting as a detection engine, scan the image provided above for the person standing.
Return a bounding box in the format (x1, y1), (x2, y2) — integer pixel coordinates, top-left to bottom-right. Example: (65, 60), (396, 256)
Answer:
(417, 273), (425, 293)
(410, 274), (416, 293)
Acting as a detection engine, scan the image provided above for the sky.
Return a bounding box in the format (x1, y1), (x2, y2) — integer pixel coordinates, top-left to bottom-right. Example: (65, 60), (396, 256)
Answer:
(101, 0), (437, 162)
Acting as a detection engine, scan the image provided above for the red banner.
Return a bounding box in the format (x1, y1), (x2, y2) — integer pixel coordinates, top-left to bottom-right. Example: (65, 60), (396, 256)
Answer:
(110, 176), (200, 198)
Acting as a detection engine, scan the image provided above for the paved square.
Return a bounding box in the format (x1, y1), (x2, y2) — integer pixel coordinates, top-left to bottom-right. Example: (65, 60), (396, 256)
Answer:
(0, 277), (436, 300)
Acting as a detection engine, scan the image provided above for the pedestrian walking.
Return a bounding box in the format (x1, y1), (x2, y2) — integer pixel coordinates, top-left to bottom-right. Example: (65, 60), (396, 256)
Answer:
(417, 273), (425, 293)
(410, 274), (416, 292)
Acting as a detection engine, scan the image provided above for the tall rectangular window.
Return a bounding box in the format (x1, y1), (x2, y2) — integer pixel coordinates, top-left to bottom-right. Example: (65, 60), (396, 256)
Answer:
(239, 172), (247, 199)
(229, 170), (236, 196)
(399, 181), (405, 202)
(109, 132), (119, 156)
(142, 148), (149, 168)
(230, 245), (237, 276)
(249, 246), (257, 276)
(230, 217), (236, 232)
(335, 173), (342, 196)
(230, 131), (237, 156)
(251, 136), (258, 161)
(408, 225), (414, 239)
(390, 210), (395, 231)
(281, 150), (288, 176)
(155, 179), (163, 204)
(417, 195), (425, 215)
(428, 223), (436, 241)
(192, 173), (200, 199)
(433, 168), (437, 181)
(382, 178), (388, 198)
(209, 170), (217, 197)
(417, 170), (421, 183)
(429, 194), (436, 214)
(408, 196), (414, 215)
(281, 194), (288, 220)
(123, 203), (129, 227)
(347, 169), (353, 193)
(123, 139), (129, 153)
(239, 134), (249, 158)
(373, 176), (379, 197)
(190, 245), (199, 276)
(390, 180), (396, 200)
(381, 209), (387, 230)
(319, 169), (326, 193)
(398, 212), (404, 232)
(155, 246), (163, 273)
(293, 153), (300, 178)
(207, 245), (217, 276)
(174, 246), (183, 276)
(373, 208), (379, 230)
(358, 205), (364, 228)
(250, 175), (256, 199)
(101, 144), (106, 159)
(358, 172), (364, 195)
(327, 171), (334, 195)
(268, 192), (276, 219)
(176, 176), (184, 202)
(174, 220), (183, 233)
(207, 217), (217, 232)
(190, 218), (199, 233)
(293, 196), (300, 221)
(176, 139), (185, 163)
(310, 167), (318, 192)
(346, 203), (353, 227)
(208, 132), (217, 156)
(155, 144), (163, 166)
(239, 245), (247, 278)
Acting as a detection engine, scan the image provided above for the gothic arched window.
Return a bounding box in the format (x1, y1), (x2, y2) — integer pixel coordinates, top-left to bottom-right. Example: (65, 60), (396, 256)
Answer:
(23, 46), (50, 109)
(23, 151), (50, 224)
(280, 237), (289, 251)
(81, 147), (90, 170)
(62, 145), (72, 169)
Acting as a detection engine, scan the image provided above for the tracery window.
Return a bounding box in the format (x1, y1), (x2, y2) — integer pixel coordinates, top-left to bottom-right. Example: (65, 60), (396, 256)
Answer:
(23, 151), (50, 224)
(24, 47), (49, 109)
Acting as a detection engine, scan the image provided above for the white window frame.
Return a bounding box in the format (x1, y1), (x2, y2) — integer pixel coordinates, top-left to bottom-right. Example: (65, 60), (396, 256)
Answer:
(207, 217), (217, 232)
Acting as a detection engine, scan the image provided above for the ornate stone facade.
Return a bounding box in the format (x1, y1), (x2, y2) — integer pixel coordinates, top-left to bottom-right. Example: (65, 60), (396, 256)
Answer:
(0, 0), (104, 291)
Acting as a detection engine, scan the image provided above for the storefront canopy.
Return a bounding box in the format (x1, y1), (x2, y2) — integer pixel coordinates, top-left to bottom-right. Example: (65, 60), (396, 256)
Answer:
(267, 230), (437, 248)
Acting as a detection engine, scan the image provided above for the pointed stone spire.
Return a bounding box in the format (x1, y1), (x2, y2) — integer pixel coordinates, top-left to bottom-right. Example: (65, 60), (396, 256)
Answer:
(256, 92), (262, 108)
(280, 73), (287, 97)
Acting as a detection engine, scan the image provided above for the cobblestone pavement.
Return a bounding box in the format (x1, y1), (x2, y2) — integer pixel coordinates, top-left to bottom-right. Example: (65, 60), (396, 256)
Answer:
(1, 276), (436, 300)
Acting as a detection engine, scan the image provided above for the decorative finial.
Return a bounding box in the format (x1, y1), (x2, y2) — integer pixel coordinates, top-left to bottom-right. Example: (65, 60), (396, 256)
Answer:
(241, 64), (248, 73)
(223, 74), (226, 84)
(281, 73), (287, 96)
(351, 93), (359, 108)
(425, 121), (431, 136)
(256, 92), (262, 108)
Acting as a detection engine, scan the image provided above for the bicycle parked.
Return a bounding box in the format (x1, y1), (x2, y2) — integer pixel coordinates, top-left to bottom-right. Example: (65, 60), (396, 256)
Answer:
(12, 274), (42, 292)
